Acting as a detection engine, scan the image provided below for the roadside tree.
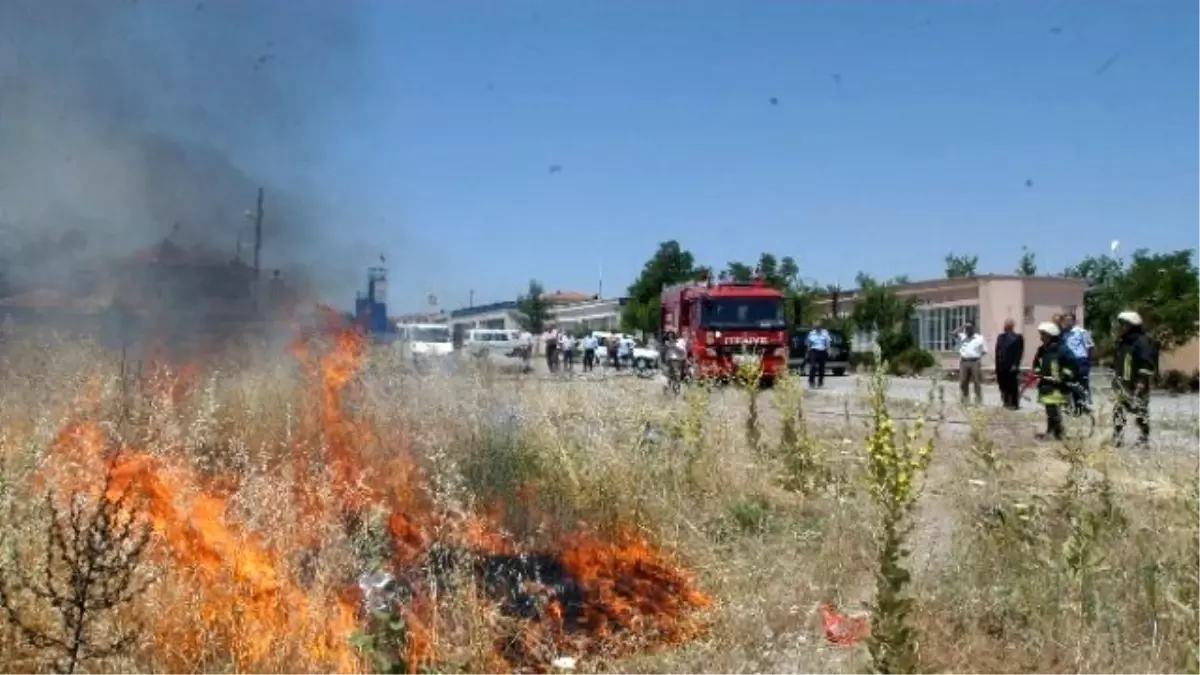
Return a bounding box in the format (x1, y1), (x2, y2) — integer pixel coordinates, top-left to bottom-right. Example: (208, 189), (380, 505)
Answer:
(515, 279), (553, 334)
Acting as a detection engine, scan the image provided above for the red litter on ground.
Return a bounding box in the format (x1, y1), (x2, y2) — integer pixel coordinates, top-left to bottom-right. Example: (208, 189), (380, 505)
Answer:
(819, 603), (870, 646)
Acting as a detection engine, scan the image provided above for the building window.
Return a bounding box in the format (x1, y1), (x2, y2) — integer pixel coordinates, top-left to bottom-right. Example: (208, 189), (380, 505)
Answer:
(911, 304), (980, 352)
(1024, 305), (1035, 322)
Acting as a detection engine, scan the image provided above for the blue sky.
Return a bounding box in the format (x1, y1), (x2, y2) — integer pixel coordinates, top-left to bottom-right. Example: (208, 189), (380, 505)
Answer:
(226, 1), (1200, 312)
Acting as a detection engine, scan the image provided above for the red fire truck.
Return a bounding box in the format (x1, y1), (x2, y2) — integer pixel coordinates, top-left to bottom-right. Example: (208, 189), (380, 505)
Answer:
(660, 273), (788, 383)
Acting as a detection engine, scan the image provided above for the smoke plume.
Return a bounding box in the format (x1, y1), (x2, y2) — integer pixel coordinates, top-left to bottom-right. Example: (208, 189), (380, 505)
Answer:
(0, 0), (372, 301)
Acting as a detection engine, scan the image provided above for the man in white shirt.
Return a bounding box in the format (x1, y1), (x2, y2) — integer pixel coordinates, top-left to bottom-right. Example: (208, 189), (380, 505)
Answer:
(581, 333), (599, 372)
(617, 334), (634, 368)
(955, 321), (988, 405)
(519, 330), (534, 371)
(543, 326), (559, 373)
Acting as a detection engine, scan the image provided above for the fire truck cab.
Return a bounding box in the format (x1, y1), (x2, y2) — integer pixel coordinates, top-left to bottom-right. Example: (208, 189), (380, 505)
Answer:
(660, 274), (788, 383)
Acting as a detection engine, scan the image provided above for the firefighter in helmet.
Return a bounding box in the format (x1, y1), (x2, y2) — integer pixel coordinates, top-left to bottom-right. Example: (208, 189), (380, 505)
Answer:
(1031, 321), (1076, 441)
(1112, 310), (1154, 447)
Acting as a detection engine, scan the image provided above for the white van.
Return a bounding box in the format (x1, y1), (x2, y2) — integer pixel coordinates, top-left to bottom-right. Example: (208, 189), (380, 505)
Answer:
(464, 328), (525, 360)
(396, 323), (454, 360)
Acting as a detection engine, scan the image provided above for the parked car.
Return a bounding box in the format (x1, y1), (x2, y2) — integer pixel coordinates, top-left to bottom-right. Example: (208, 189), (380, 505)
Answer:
(590, 331), (660, 369)
(788, 327), (850, 376)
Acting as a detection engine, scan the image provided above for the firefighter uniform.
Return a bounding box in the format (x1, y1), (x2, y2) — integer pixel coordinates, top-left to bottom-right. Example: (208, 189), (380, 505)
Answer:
(1112, 310), (1154, 447)
(1031, 322), (1076, 440)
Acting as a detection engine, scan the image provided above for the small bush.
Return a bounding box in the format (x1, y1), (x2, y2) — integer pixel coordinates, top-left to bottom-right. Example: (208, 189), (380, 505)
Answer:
(888, 348), (936, 376)
(850, 351), (877, 372)
(1192, 369), (1200, 393)
(877, 329), (916, 364)
(1156, 369), (1191, 394)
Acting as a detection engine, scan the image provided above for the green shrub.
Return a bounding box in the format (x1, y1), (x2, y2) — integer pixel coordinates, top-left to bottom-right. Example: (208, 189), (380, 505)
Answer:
(888, 347), (936, 376)
(877, 329), (916, 364)
(850, 351), (877, 372)
(1157, 369), (1190, 394)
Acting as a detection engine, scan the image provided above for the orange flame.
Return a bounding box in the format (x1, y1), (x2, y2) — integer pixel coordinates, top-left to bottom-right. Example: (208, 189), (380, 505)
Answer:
(34, 318), (712, 673)
(42, 421), (361, 672)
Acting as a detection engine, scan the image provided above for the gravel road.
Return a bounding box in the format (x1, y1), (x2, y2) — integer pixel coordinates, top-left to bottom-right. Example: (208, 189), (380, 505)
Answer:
(527, 367), (1198, 450)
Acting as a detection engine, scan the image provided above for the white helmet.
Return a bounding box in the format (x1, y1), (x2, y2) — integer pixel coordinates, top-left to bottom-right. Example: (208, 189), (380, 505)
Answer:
(1037, 322), (1061, 337)
(1116, 310), (1143, 326)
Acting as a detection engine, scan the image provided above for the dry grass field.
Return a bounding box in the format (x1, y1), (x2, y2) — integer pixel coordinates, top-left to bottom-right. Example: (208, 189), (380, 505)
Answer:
(0, 329), (1196, 673)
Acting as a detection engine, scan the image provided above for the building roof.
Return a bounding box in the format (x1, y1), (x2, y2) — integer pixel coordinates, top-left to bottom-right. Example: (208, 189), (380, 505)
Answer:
(449, 300), (518, 319)
(545, 290), (597, 304)
(813, 274), (1087, 300)
(447, 294), (628, 320)
(393, 310), (449, 324)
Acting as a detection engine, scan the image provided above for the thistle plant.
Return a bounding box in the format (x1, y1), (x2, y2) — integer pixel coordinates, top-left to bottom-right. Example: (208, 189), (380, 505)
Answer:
(773, 370), (826, 495)
(1054, 438), (1126, 636)
(680, 378), (712, 489)
(1179, 472), (1200, 673)
(862, 365), (934, 674)
(738, 360), (764, 454)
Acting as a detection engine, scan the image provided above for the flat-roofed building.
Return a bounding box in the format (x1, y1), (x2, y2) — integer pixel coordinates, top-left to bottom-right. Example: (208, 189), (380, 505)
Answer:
(812, 275), (1088, 370)
(444, 290), (627, 337)
(392, 310), (450, 325)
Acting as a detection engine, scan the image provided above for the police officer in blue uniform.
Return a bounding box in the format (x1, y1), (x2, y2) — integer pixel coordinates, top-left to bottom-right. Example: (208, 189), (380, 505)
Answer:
(805, 320), (832, 388)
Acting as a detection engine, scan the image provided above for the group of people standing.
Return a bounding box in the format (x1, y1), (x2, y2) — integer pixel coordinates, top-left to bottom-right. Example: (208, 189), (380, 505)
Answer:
(988, 314), (1095, 410)
(539, 327), (634, 373)
(956, 310), (1155, 446)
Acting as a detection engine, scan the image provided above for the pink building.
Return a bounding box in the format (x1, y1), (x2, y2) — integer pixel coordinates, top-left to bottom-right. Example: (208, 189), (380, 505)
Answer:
(812, 275), (1089, 369)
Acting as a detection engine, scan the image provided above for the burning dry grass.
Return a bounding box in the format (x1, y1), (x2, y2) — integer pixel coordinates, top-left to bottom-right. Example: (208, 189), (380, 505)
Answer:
(0, 331), (1196, 673)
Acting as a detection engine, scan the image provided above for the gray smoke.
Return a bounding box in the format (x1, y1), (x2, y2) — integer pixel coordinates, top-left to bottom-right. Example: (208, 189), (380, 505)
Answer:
(0, 0), (374, 301)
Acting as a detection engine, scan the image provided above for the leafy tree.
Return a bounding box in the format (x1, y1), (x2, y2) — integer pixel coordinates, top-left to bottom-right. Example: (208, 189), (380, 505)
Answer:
(1063, 254), (1125, 343)
(850, 274), (918, 361)
(514, 279), (553, 334)
(756, 253), (799, 290)
(620, 240), (700, 336)
(1016, 246), (1037, 276)
(723, 261), (754, 283)
(1063, 249), (1200, 355)
(1119, 249), (1199, 351)
(785, 283), (823, 329)
(722, 253), (799, 290)
(721, 253), (806, 327)
(944, 252), (979, 278)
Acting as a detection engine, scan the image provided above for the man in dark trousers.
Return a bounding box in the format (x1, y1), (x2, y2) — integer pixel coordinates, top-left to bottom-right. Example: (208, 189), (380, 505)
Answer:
(805, 320), (832, 388)
(1112, 310), (1155, 448)
(994, 318), (1025, 410)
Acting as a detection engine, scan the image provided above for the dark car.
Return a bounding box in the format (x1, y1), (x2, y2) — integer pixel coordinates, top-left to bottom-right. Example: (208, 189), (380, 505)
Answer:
(788, 327), (850, 376)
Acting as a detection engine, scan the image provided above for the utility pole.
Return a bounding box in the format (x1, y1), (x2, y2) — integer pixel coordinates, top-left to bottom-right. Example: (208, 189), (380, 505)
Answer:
(250, 187), (264, 313)
(253, 187), (264, 279)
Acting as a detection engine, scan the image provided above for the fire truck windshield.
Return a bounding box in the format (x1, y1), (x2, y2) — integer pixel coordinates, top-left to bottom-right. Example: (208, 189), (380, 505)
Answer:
(700, 297), (785, 329)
